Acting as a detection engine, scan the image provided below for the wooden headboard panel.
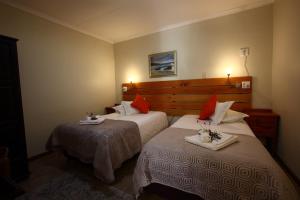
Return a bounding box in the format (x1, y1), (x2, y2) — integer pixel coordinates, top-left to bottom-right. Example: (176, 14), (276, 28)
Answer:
(122, 76), (252, 115)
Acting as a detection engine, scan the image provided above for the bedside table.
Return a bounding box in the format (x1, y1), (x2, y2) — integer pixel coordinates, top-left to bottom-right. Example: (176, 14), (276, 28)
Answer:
(244, 109), (280, 155)
(105, 104), (120, 114)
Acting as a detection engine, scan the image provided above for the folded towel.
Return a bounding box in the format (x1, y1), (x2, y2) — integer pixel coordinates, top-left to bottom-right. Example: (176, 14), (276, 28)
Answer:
(198, 131), (211, 143)
(79, 117), (105, 125)
(184, 132), (238, 151)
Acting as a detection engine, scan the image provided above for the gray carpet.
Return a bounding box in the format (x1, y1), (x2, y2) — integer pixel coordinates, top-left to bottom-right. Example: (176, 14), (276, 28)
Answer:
(16, 173), (134, 200)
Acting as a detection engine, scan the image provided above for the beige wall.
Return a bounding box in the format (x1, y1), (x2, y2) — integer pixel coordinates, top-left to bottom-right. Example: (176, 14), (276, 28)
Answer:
(2, 1), (299, 180)
(0, 3), (116, 157)
(273, 0), (300, 179)
(114, 5), (273, 108)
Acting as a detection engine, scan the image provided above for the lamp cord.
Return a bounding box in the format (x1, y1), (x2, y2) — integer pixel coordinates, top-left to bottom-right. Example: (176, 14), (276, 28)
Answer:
(244, 55), (250, 76)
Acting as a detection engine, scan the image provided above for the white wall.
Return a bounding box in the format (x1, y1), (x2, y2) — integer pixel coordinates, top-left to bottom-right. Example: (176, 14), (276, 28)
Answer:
(273, 0), (300, 179)
(114, 5), (273, 109)
(0, 3), (116, 157)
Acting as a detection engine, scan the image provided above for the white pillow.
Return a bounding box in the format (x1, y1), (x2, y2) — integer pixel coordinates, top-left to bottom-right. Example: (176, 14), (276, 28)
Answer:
(112, 105), (126, 116)
(222, 109), (249, 123)
(210, 101), (234, 125)
(121, 101), (139, 115)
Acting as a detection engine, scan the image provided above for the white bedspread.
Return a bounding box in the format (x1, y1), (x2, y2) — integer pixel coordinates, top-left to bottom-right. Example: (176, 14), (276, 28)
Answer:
(171, 114), (255, 137)
(100, 111), (168, 144)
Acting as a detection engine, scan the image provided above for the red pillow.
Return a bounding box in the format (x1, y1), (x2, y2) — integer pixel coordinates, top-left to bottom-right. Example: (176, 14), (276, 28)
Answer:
(131, 95), (150, 113)
(199, 95), (217, 120)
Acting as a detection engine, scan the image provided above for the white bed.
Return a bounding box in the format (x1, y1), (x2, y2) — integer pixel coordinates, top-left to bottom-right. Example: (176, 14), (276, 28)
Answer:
(171, 114), (256, 137)
(101, 111), (168, 144)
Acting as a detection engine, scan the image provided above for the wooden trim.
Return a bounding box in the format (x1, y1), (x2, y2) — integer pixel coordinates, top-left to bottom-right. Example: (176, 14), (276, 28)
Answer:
(122, 76), (252, 115)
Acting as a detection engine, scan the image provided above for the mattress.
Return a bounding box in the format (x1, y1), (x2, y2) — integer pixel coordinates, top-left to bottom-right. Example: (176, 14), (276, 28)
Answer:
(101, 111), (168, 144)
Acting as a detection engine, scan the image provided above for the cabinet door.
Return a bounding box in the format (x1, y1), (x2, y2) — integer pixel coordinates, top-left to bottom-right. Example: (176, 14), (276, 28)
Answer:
(0, 41), (14, 81)
(0, 37), (28, 181)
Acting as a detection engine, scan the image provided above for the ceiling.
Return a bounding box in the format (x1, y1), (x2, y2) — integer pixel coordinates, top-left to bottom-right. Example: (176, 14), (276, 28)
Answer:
(1, 0), (273, 43)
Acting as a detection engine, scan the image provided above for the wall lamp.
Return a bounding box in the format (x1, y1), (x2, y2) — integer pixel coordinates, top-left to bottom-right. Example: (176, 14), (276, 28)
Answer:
(122, 81), (135, 93)
(226, 68), (233, 87)
(225, 68), (242, 88)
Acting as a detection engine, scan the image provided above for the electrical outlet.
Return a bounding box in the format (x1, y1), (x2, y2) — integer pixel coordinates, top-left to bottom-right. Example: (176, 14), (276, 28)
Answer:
(242, 81), (251, 89)
(240, 47), (250, 57)
(122, 86), (128, 92)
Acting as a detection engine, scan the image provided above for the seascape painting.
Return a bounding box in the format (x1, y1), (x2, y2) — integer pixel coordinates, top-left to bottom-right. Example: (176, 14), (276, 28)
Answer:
(149, 51), (177, 78)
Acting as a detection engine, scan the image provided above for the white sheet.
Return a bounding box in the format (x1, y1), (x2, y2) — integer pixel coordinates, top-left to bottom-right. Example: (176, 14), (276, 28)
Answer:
(100, 111), (168, 144)
(171, 115), (255, 137)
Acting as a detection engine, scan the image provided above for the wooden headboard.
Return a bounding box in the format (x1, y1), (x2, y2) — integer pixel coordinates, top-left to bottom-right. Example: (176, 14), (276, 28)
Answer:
(122, 76), (252, 115)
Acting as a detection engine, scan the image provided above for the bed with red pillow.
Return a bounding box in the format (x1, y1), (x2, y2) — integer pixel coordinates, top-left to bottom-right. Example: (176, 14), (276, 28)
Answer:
(132, 95), (299, 200)
(47, 94), (168, 183)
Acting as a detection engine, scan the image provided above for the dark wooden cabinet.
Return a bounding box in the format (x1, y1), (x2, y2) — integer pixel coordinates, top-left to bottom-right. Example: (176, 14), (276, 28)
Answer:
(244, 109), (279, 155)
(0, 35), (29, 181)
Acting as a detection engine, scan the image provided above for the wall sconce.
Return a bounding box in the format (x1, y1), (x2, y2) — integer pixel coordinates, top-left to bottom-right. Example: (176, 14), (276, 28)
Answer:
(224, 70), (242, 88)
(225, 68), (236, 88)
(122, 80), (135, 93)
(127, 77), (135, 88)
(225, 68), (232, 80)
(227, 73), (230, 79)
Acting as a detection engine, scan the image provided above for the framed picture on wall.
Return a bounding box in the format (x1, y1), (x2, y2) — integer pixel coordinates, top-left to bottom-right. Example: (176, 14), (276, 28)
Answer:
(149, 50), (177, 78)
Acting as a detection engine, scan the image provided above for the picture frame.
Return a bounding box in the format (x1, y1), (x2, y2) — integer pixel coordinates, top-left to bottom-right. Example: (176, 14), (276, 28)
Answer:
(149, 50), (177, 78)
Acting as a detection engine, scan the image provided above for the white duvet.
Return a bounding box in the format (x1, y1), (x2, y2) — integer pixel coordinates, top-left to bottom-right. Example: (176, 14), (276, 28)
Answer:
(100, 111), (168, 144)
(171, 115), (255, 137)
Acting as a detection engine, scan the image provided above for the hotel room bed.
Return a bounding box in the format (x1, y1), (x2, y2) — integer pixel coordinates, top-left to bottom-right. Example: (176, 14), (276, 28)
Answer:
(133, 115), (298, 200)
(47, 111), (168, 183)
(102, 111), (168, 145)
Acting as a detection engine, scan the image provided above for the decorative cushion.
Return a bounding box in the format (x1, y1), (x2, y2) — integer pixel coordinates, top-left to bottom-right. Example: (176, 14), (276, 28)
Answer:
(199, 95), (217, 120)
(112, 105), (126, 116)
(121, 101), (139, 115)
(210, 101), (234, 125)
(131, 95), (150, 114)
(222, 109), (249, 123)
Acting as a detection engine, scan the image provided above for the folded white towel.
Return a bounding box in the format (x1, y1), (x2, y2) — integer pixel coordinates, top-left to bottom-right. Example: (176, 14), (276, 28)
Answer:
(184, 132), (238, 151)
(80, 117), (105, 125)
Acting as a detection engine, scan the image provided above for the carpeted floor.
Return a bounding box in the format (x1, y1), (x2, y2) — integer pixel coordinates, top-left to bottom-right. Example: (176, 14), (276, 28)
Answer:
(17, 173), (134, 200)
(17, 151), (300, 200)
(17, 152), (202, 200)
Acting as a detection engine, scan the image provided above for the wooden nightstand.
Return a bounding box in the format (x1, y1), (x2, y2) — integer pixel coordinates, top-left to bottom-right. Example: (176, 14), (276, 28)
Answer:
(105, 104), (120, 114)
(244, 109), (280, 155)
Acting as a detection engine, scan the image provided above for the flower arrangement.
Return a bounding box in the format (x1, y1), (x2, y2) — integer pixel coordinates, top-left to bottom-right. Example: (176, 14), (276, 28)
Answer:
(197, 120), (222, 142)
